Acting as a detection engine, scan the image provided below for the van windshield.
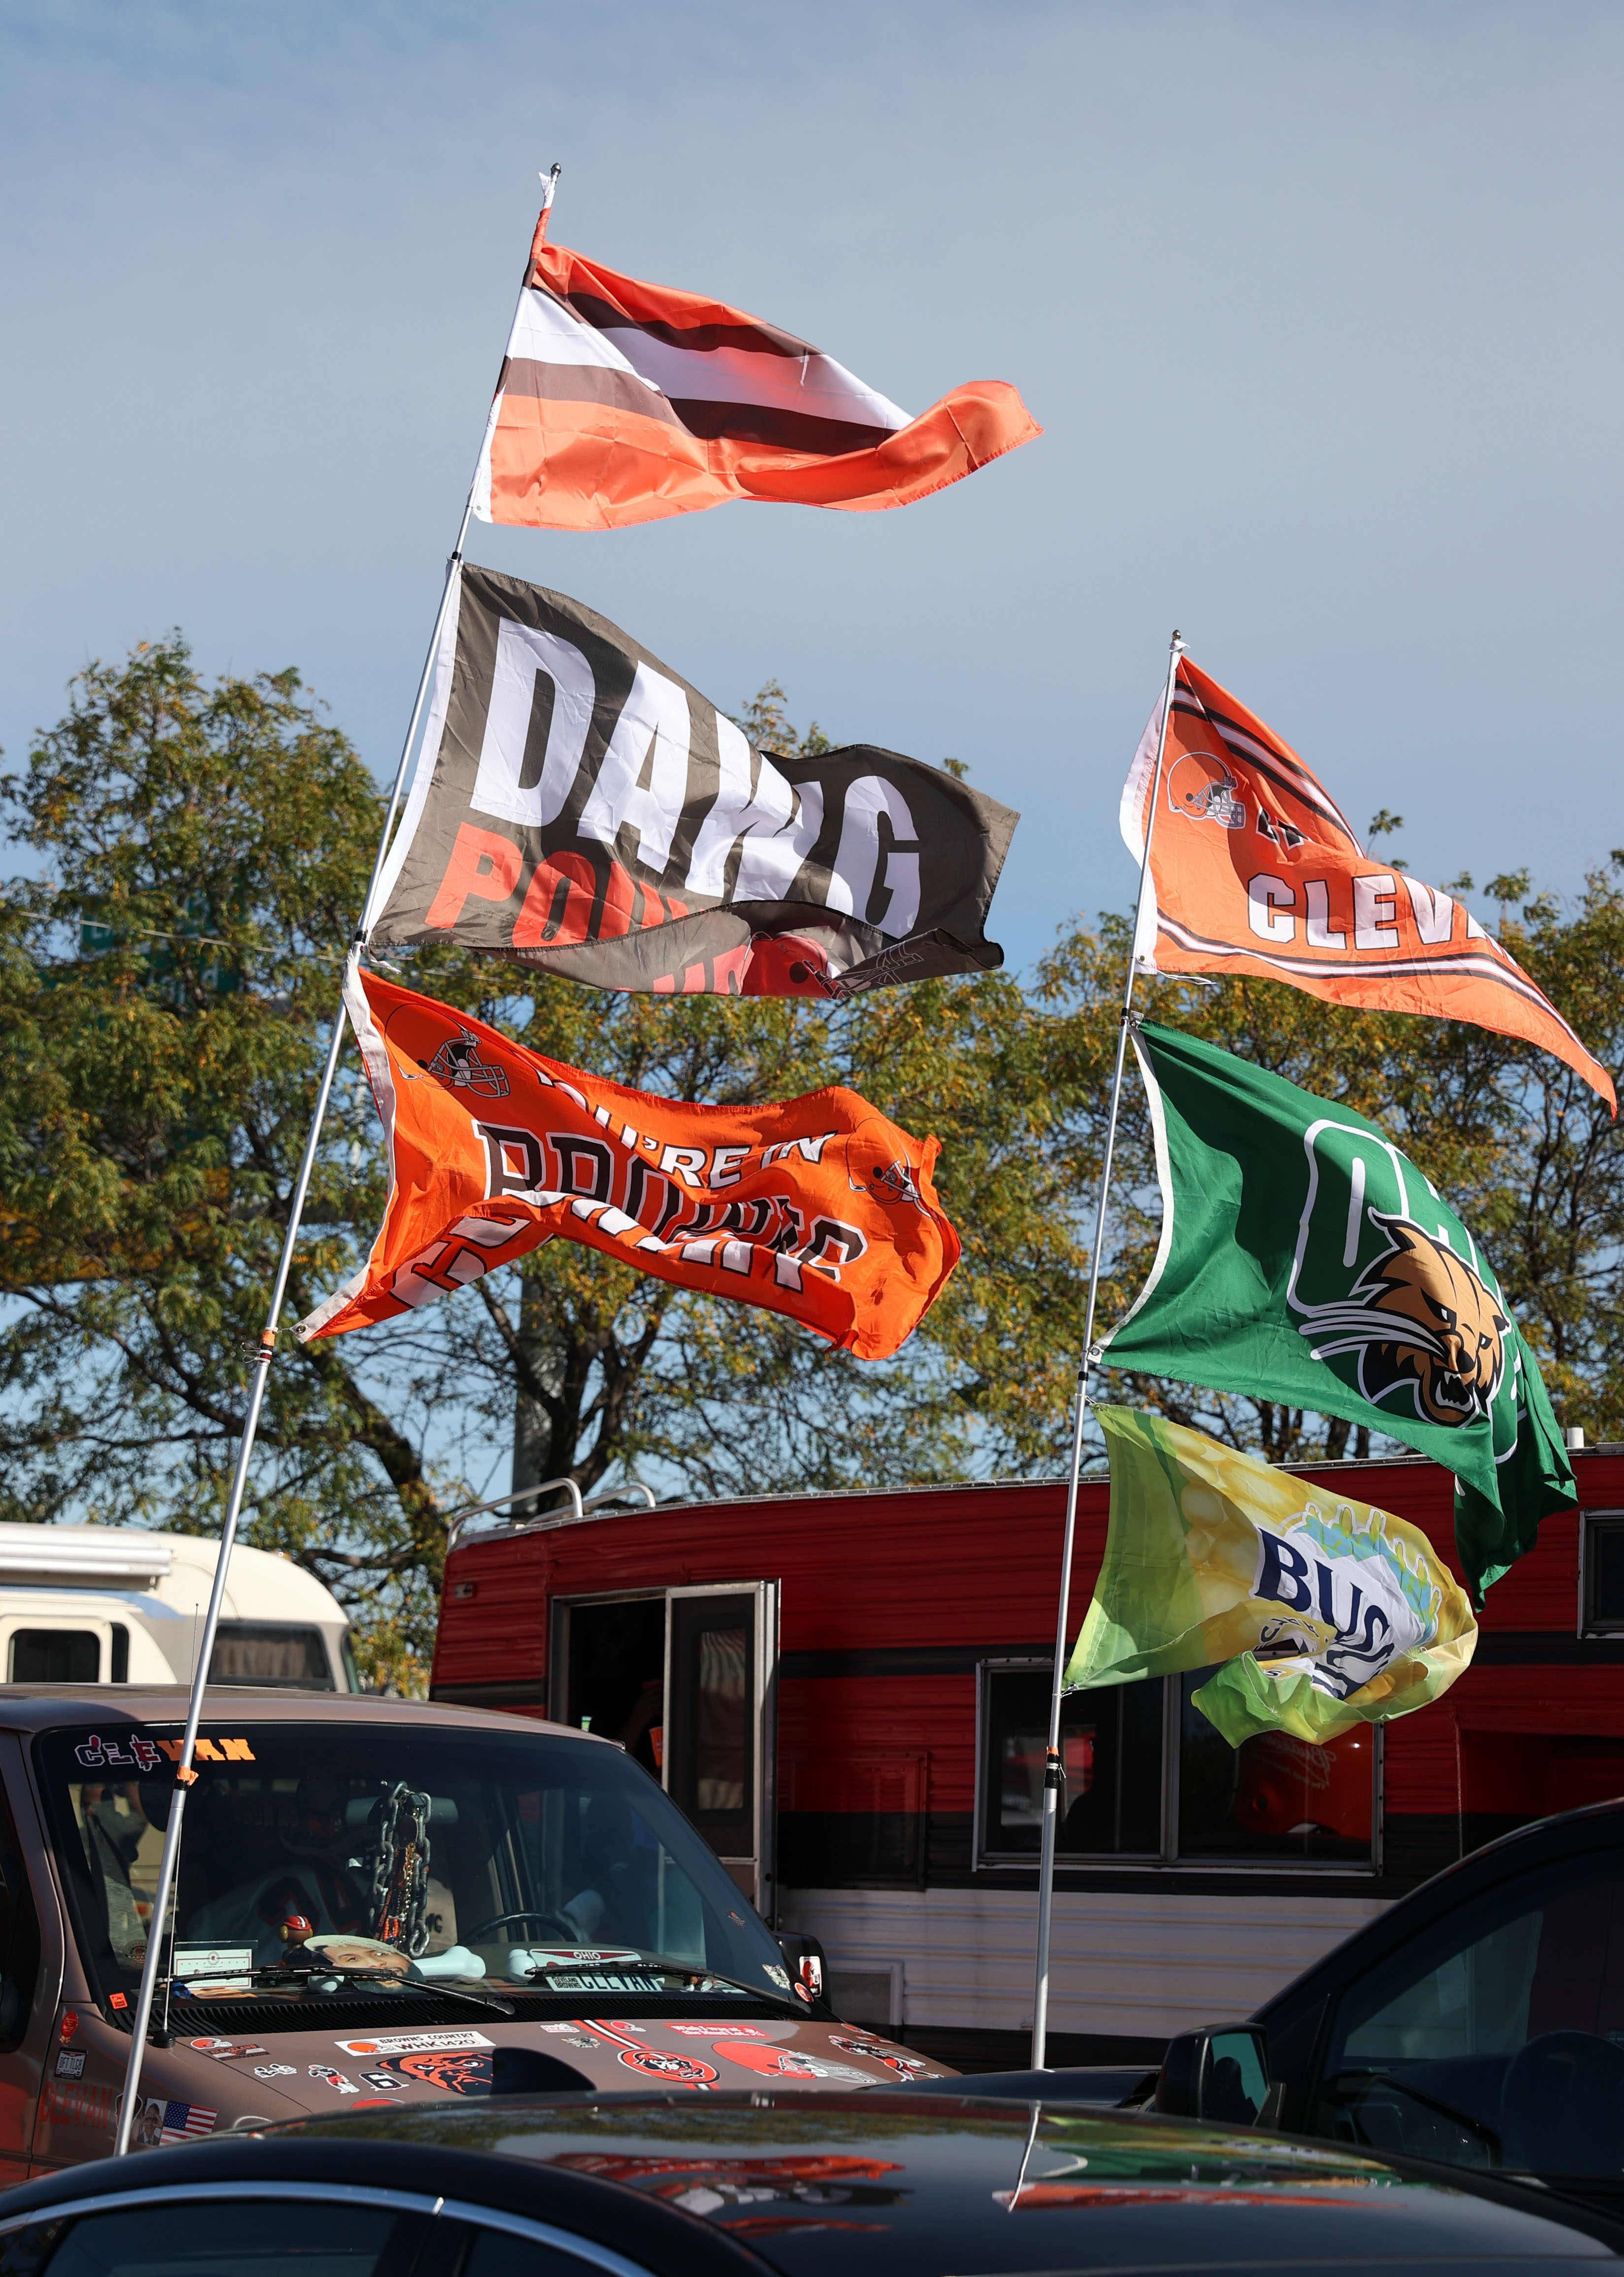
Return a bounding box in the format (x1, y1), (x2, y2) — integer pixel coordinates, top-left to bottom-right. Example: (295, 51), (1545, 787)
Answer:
(33, 1718), (792, 2016)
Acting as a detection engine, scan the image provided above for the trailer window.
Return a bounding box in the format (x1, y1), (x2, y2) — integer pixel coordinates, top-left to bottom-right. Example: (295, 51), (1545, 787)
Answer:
(9, 1630), (100, 1683)
(208, 1624), (334, 1690)
(978, 1665), (1162, 1859)
(1177, 1673), (1374, 1863)
(977, 1663), (1378, 1872)
(1581, 1512), (1624, 1636)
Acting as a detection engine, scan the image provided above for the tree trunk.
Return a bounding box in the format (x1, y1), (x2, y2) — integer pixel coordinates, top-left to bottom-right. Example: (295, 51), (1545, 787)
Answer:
(512, 1272), (566, 1516)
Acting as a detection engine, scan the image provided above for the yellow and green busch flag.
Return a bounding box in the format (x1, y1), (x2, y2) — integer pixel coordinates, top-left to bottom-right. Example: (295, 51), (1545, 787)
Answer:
(1067, 1407), (1477, 1747)
(1104, 1020), (1575, 1601)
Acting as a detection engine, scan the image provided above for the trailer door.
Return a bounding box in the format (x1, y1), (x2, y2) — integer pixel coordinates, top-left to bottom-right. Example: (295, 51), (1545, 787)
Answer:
(663, 1584), (777, 1920)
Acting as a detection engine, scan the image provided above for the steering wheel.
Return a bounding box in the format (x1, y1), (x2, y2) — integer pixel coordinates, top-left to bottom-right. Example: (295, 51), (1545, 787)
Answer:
(464, 1909), (581, 1944)
(1501, 2031), (1624, 2175)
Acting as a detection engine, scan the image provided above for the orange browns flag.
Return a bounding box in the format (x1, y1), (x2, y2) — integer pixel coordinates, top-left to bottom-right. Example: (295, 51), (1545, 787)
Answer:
(473, 210), (1040, 531)
(1121, 656), (1616, 1112)
(295, 968), (960, 1361)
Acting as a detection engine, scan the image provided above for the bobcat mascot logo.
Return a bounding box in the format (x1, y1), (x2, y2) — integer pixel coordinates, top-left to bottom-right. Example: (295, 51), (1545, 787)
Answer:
(1302, 1213), (1508, 1428)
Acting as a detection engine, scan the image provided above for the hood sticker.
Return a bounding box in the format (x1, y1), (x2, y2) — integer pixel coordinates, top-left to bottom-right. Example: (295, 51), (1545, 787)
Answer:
(587, 2020), (717, 2086)
(379, 2051), (493, 2096)
(335, 2029), (494, 2056)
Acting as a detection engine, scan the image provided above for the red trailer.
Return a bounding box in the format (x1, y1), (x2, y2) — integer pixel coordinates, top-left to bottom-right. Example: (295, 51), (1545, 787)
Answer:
(430, 1443), (1624, 2072)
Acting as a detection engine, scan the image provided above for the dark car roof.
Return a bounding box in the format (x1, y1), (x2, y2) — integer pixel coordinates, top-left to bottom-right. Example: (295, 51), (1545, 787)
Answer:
(6, 2094), (1613, 2273)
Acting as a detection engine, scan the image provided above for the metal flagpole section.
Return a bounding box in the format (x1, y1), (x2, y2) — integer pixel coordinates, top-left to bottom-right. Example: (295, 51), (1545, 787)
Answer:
(1029, 627), (1184, 2072)
(113, 169), (563, 2155)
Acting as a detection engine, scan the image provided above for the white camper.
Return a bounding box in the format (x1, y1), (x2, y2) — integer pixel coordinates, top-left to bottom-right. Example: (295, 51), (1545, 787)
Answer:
(0, 1526), (356, 1692)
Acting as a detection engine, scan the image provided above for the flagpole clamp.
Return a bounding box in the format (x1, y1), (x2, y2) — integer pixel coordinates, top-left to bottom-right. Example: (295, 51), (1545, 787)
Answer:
(1043, 1749), (1065, 1794)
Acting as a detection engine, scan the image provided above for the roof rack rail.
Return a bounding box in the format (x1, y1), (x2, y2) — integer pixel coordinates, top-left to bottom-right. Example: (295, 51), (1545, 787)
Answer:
(444, 1478), (656, 1551)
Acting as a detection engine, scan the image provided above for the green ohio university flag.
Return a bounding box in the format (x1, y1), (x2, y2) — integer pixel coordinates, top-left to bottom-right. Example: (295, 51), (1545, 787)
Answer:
(1066, 1407), (1477, 1748)
(1104, 1020), (1575, 1601)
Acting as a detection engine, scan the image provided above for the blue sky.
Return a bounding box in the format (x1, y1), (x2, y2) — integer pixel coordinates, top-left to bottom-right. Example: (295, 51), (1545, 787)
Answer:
(3, 0), (1621, 977)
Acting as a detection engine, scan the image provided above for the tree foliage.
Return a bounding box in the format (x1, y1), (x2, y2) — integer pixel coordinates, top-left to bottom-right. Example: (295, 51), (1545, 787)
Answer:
(3, 637), (1619, 1682)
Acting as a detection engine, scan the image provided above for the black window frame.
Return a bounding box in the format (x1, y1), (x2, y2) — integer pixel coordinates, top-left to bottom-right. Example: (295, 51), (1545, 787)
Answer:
(1578, 1508), (1624, 1638)
(0, 1765), (40, 2052)
(975, 1658), (1382, 1876)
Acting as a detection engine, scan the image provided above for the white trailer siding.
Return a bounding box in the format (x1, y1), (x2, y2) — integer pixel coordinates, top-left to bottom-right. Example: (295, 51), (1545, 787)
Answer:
(780, 1884), (1390, 2041)
(0, 1526), (352, 1689)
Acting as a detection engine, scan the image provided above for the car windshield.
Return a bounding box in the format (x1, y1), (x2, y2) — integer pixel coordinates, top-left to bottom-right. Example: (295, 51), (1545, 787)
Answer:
(33, 1717), (792, 2013)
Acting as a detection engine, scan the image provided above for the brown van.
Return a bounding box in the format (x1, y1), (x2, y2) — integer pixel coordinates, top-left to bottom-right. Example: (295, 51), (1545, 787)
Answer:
(0, 1687), (950, 2178)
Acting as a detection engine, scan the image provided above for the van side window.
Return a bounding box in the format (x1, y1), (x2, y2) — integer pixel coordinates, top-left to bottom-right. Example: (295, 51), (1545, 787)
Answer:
(1313, 1849), (1624, 2178)
(0, 1778), (41, 2050)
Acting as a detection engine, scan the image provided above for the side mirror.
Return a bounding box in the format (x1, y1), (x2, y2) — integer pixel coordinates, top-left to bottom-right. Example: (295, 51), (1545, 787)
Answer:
(774, 1930), (828, 2007)
(1155, 2024), (1279, 2127)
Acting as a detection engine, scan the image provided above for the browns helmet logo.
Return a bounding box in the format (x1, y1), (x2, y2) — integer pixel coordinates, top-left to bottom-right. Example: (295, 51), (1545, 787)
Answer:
(417, 1027), (509, 1099)
(614, 2047), (718, 2084)
(867, 1160), (922, 1207)
(1300, 1214), (1508, 1429)
(1166, 750), (1245, 828)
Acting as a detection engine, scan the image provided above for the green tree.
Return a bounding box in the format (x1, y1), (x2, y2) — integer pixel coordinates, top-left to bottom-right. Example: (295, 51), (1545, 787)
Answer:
(0, 638), (442, 1675)
(0, 641), (1096, 1678)
(5, 639), (1618, 1680)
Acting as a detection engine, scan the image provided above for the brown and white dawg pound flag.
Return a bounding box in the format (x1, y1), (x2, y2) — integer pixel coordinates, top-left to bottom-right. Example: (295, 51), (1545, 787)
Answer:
(1122, 655), (1616, 1110)
(295, 968), (960, 1361)
(474, 213), (1040, 529)
(367, 563), (1018, 998)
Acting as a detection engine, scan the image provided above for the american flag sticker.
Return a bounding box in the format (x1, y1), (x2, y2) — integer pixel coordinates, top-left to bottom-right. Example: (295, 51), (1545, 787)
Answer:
(159, 2100), (217, 2143)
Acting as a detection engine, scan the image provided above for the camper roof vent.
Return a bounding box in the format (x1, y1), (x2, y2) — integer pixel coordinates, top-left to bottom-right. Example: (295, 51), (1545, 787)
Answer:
(0, 1524), (174, 1588)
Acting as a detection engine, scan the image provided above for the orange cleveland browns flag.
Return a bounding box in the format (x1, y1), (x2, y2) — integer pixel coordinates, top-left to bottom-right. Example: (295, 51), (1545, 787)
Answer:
(295, 967), (960, 1359)
(1121, 657), (1616, 1112)
(473, 199), (1039, 530)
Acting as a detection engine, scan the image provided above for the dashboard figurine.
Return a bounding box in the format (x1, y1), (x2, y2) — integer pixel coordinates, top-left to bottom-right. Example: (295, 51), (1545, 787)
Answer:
(277, 1913), (318, 1973)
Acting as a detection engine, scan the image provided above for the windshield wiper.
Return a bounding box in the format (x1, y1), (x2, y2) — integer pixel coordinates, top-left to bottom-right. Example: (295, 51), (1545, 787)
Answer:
(334, 1968), (516, 2019)
(162, 1964), (515, 2019)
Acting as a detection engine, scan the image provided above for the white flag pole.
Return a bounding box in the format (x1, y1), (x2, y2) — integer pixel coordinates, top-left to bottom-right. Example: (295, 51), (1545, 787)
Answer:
(113, 167), (562, 2155)
(1028, 626), (1184, 2073)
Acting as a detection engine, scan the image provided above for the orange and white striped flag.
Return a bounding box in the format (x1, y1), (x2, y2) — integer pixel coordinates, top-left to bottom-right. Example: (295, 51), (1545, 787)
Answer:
(1122, 656), (1615, 1111)
(473, 206), (1039, 531)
